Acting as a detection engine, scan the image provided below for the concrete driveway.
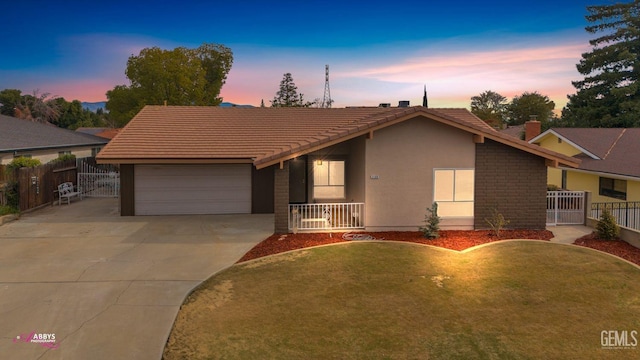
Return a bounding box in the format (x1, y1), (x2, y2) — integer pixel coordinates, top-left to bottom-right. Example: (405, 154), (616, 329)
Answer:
(0, 198), (273, 360)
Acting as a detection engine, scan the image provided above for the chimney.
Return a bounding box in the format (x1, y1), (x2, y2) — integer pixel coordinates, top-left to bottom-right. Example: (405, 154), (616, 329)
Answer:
(525, 119), (541, 141)
(398, 100), (410, 107)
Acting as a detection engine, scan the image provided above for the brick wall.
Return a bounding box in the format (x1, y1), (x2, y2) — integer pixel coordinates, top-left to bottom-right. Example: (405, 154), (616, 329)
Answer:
(274, 161), (290, 233)
(475, 140), (547, 229)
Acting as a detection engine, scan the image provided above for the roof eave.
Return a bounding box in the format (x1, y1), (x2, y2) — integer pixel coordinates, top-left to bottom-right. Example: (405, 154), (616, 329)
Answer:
(529, 129), (600, 160)
(96, 157), (254, 165)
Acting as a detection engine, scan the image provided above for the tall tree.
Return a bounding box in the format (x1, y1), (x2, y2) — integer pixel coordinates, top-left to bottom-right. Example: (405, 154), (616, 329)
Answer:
(0, 89), (22, 116)
(106, 42), (233, 124)
(562, 1), (640, 127)
(270, 73), (314, 107)
(470, 90), (507, 128)
(14, 90), (61, 124)
(507, 92), (556, 126)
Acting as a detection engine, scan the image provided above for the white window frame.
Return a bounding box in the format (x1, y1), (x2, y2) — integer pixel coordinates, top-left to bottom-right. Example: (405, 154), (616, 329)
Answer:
(433, 168), (474, 218)
(313, 159), (346, 200)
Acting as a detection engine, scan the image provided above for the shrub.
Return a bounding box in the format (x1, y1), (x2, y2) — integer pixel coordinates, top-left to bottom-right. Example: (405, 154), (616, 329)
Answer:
(419, 203), (440, 239)
(4, 157), (41, 213)
(4, 181), (19, 210)
(0, 205), (18, 216)
(596, 208), (619, 240)
(48, 154), (76, 164)
(7, 156), (41, 170)
(485, 208), (510, 237)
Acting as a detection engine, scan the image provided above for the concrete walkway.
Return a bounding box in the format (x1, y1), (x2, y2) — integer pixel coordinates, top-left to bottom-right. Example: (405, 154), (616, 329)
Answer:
(0, 198), (273, 360)
(547, 225), (594, 244)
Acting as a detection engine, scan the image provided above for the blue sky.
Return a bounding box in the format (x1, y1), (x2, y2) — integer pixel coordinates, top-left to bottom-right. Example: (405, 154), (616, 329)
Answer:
(1, 1), (598, 110)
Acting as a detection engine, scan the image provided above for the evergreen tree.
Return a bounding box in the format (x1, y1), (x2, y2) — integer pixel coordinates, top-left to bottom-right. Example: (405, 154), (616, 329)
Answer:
(562, 1), (640, 127)
(270, 73), (314, 107)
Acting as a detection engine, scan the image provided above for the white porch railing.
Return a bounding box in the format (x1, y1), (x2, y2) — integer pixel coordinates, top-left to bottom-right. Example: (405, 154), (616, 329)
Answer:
(289, 203), (365, 231)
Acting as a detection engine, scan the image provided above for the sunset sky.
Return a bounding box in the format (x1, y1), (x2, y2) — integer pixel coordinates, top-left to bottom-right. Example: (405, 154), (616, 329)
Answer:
(1, 1), (597, 110)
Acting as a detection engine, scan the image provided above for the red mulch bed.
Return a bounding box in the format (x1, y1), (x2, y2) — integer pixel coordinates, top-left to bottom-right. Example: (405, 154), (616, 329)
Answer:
(574, 233), (640, 266)
(238, 230), (553, 263)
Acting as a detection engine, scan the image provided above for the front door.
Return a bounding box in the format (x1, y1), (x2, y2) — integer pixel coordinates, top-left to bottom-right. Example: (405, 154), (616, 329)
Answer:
(289, 158), (307, 203)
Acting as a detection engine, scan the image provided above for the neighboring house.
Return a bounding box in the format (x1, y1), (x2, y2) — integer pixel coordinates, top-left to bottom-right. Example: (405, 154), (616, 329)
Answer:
(0, 114), (109, 165)
(97, 106), (578, 233)
(499, 124), (524, 140)
(76, 127), (121, 140)
(530, 128), (640, 203)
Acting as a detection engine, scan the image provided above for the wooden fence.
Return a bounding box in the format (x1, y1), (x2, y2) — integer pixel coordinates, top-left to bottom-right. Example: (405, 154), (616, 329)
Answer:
(1, 159), (79, 212)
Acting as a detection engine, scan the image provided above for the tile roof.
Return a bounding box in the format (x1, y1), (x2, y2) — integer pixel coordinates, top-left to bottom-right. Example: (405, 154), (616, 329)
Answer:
(97, 105), (579, 169)
(0, 114), (109, 153)
(500, 125), (524, 139)
(547, 128), (640, 178)
(94, 128), (121, 140)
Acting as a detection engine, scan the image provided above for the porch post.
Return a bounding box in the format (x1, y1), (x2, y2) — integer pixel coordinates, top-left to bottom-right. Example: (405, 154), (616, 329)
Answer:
(274, 161), (290, 233)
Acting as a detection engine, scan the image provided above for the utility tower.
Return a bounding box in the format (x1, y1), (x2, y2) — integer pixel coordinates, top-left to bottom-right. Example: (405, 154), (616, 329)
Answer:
(321, 65), (332, 108)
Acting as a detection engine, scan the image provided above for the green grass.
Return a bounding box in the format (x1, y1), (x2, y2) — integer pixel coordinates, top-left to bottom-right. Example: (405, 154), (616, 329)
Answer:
(0, 205), (17, 216)
(164, 241), (640, 360)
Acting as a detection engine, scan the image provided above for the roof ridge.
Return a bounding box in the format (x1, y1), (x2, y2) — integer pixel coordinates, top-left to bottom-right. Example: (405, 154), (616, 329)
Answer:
(603, 128), (626, 160)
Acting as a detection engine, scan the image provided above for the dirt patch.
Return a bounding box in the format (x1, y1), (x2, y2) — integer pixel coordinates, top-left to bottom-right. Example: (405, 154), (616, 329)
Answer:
(574, 232), (640, 266)
(242, 249), (311, 269)
(238, 229), (553, 263)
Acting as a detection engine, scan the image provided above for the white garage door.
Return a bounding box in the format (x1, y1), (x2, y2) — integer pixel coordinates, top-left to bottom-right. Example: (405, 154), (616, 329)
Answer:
(135, 164), (251, 215)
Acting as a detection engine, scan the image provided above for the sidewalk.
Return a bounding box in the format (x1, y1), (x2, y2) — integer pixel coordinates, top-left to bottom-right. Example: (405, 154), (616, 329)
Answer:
(547, 225), (593, 244)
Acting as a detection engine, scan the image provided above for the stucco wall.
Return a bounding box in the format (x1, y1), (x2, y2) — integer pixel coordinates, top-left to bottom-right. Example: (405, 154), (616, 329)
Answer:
(566, 171), (640, 203)
(364, 117), (476, 230)
(547, 168), (563, 188)
(475, 139), (547, 229)
(535, 135), (581, 156)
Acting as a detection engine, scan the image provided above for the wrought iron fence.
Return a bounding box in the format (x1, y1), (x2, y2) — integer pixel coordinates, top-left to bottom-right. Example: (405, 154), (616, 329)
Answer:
(590, 201), (640, 231)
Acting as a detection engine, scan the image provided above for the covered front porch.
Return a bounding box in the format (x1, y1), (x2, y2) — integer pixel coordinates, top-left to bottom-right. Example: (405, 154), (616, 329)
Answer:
(276, 135), (367, 233)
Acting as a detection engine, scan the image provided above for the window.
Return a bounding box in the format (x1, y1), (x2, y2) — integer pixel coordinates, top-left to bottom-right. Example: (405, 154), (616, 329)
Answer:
(313, 160), (345, 199)
(599, 177), (626, 200)
(434, 169), (474, 217)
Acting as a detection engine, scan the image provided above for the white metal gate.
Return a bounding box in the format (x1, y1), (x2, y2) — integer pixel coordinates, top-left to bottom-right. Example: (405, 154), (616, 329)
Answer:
(77, 161), (119, 198)
(546, 191), (585, 225)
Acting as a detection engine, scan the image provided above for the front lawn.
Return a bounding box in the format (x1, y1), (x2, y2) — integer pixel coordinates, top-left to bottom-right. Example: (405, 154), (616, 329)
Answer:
(164, 241), (640, 359)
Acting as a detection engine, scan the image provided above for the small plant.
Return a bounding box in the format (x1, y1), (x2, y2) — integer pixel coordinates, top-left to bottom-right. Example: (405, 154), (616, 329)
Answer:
(419, 203), (440, 239)
(485, 208), (510, 238)
(596, 208), (620, 240)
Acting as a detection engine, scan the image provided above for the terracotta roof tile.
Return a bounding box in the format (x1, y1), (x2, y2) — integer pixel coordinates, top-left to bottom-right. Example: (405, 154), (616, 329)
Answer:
(97, 106), (578, 169)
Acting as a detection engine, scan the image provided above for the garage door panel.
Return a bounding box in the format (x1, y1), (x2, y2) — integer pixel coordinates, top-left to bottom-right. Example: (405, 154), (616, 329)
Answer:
(135, 165), (251, 215)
